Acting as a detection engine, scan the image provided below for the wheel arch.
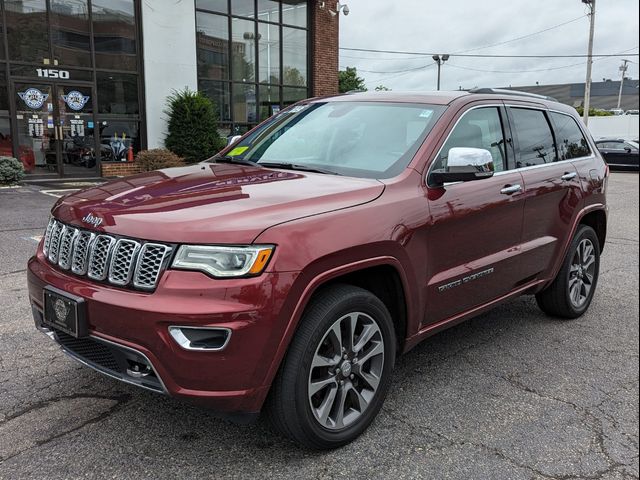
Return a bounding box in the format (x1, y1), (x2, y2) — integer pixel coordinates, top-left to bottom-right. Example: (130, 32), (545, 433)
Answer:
(261, 257), (412, 398)
(544, 204), (607, 290)
(578, 208), (607, 253)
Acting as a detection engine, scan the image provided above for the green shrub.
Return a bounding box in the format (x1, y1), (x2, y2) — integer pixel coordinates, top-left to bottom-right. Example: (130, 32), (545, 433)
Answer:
(135, 149), (186, 172)
(164, 88), (226, 164)
(575, 106), (614, 117)
(0, 156), (25, 184)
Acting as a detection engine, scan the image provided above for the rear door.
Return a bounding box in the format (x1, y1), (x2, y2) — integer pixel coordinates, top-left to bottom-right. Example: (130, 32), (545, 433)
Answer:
(506, 106), (584, 282)
(423, 105), (526, 325)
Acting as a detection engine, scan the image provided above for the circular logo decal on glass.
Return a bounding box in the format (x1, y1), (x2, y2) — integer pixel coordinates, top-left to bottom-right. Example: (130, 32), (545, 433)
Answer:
(62, 91), (90, 111)
(18, 88), (49, 109)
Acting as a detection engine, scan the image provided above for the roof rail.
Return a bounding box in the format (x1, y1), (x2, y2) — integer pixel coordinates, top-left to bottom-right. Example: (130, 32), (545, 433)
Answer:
(468, 87), (558, 102)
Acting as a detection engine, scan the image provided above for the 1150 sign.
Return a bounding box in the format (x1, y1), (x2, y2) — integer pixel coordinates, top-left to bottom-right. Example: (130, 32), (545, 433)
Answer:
(36, 68), (70, 79)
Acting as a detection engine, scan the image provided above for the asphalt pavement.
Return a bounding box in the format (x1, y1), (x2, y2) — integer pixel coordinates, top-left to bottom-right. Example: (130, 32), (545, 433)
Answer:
(0, 174), (638, 479)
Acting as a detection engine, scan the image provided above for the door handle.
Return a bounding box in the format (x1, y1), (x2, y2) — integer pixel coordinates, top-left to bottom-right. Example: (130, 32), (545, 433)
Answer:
(561, 172), (577, 181)
(500, 184), (522, 195)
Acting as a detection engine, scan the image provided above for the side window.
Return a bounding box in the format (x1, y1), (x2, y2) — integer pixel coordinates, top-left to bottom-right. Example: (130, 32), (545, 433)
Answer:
(550, 112), (591, 160)
(433, 107), (507, 172)
(509, 108), (557, 167)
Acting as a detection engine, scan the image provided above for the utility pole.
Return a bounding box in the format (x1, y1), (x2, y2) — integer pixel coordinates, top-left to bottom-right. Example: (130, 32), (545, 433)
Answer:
(616, 59), (630, 110)
(582, 0), (596, 125)
(432, 54), (449, 91)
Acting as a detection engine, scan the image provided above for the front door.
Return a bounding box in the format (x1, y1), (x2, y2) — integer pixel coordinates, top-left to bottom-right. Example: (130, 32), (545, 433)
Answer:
(423, 105), (527, 326)
(12, 82), (97, 177)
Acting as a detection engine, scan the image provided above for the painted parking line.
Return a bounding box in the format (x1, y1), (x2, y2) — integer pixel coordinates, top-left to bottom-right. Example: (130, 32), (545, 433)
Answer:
(21, 235), (43, 244)
(40, 189), (79, 198)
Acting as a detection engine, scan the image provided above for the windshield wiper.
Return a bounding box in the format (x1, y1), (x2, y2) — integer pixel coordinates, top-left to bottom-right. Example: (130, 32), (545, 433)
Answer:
(259, 162), (341, 175)
(209, 155), (257, 166)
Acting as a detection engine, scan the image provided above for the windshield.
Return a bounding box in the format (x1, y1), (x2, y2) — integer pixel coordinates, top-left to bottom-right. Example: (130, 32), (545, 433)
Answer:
(217, 101), (445, 179)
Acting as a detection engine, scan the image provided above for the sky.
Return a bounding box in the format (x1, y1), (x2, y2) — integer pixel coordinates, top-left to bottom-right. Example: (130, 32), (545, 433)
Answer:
(338, 0), (640, 91)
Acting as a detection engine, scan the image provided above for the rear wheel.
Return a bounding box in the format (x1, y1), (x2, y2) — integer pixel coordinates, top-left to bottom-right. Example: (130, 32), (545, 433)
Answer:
(536, 225), (600, 319)
(266, 284), (396, 449)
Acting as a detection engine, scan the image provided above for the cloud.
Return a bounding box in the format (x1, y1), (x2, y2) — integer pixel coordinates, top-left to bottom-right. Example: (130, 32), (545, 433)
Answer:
(338, 0), (639, 90)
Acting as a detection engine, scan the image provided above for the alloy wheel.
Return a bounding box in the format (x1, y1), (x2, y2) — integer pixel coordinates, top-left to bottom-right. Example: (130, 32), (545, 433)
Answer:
(307, 312), (385, 430)
(568, 238), (596, 308)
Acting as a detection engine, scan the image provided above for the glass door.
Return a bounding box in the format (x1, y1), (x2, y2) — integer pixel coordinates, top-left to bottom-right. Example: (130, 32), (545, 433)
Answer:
(12, 83), (58, 175)
(56, 84), (98, 177)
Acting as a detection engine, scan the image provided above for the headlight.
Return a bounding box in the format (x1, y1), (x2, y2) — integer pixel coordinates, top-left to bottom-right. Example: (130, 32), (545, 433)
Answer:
(172, 245), (274, 278)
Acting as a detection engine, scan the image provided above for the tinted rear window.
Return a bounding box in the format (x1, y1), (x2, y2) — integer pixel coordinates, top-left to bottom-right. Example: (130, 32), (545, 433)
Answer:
(509, 108), (557, 167)
(550, 112), (591, 160)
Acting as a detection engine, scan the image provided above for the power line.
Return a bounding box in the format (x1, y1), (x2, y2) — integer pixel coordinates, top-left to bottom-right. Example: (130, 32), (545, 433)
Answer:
(339, 47), (640, 59)
(453, 15), (588, 54)
(347, 47), (639, 75)
(341, 54), (428, 61)
(341, 15), (589, 61)
(341, 63), (435, 74)
(363, 63), (437, 86)
(445, 62), (587, 74)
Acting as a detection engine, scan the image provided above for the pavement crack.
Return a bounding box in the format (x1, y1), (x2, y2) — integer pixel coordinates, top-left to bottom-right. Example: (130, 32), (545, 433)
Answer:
(0, 269), (27, 278)
(0, 393), (132, 464)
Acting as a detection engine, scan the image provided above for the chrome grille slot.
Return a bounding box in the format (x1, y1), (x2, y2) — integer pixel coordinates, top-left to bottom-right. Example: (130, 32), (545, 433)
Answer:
(42, 219), (171, 291)
(71, 231), (95, 275)
(57, 227), (78, 270)
(42, 218), (55, 256)
(108, 239), (141, 286)
(133, 243), (171, 290)
(47, 222), (65, 263)
(87, 235), (116, 281)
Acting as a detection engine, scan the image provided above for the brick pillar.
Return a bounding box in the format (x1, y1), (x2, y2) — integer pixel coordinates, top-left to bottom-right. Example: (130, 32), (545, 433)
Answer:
(311, 1), (340, 97)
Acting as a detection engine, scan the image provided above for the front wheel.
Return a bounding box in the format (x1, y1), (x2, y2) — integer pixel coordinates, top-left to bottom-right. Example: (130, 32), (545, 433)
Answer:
(266, 284), (396, 449)
(536, 225), (601, 319)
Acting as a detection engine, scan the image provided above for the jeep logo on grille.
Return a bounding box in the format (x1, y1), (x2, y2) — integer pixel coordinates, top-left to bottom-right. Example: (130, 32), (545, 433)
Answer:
(82, 213), (103, 228)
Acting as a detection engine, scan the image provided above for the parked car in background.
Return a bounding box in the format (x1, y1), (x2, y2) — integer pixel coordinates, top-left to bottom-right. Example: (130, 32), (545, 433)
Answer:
(28, 89), (608, 449)
(625, 110), (639, 115)
(595, 139), (639, 170)
(608, 108), (625, 116)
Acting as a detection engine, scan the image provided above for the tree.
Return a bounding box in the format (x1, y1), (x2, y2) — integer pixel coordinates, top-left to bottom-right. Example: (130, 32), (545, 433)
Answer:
(375, 85), (391, 91)
(164, 88), (227, 164)
(338, 67), (367, 93)
(283, 67), (306, 87)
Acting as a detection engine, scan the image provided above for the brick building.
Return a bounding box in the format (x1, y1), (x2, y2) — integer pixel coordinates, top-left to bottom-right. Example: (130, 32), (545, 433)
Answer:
(0, 0), (340, 179)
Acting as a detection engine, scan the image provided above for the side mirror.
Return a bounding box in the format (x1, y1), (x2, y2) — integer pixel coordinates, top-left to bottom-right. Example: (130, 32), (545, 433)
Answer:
(227, 135), (243, 146)
(624, 147), (632, 153)
(430, 147), (495, 186)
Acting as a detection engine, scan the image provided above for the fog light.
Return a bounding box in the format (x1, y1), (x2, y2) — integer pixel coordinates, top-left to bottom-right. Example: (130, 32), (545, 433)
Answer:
(168, 326), (231, 351)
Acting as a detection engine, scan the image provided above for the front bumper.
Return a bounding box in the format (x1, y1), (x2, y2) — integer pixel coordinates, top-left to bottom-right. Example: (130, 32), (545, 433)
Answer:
(28, 253), (299, 414)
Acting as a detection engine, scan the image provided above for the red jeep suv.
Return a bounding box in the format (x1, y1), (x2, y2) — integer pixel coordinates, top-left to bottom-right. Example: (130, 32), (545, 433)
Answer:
(28, 89), (608, 449)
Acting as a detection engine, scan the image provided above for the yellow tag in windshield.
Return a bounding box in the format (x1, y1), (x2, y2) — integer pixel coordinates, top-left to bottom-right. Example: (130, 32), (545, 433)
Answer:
(227, 146), (248, 157)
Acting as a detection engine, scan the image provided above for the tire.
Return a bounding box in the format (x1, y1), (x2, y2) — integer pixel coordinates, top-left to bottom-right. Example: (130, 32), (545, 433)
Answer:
(266, 284), (396, 449)
(536, 225), (600, 319)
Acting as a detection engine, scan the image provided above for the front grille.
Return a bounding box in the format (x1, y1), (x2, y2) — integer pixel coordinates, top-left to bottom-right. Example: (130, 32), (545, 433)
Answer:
(42, 219), (172, 291)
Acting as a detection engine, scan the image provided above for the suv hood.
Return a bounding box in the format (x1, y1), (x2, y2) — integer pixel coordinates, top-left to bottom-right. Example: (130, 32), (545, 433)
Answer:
(52, 163), (384, 244)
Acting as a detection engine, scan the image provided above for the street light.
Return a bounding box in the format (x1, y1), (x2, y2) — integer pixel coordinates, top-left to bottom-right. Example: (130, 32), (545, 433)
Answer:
(432, 54), (449, 91)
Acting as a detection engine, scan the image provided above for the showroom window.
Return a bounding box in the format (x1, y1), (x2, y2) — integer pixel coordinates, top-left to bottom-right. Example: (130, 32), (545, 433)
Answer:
(0, 0), (144, 174)
(195, 0), (309, 135)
